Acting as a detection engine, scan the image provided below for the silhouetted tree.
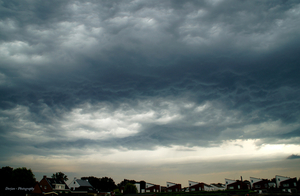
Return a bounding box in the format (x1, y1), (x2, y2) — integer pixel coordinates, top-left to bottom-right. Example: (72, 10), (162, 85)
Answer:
(81, 176), (101, 191)
(0, 166), (13, 192)
(12, 167), (36, 187)
(117, 179), (136, 189)
(81, 176), (117, 192)
(124, 183), (137, 194)
(52, 172), (68, 181)
(0, 166), (35, 195)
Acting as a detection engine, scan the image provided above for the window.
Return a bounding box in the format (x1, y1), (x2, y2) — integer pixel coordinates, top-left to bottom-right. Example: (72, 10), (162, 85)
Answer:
(44, 186), (47, 189)
(283, 184), (289, 187)
(255, 185), (261, 188)
(229, 186), (234, 189)
(191, 188), (195, 191)
(74, 182), (76, 184)
(238, 185), (240, 189)
(294, 182), (296, 187)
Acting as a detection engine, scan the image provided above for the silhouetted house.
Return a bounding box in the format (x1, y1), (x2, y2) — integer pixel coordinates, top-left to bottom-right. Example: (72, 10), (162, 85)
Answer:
(188, 180), (202, 192)
(250, 177), (271, 192)
(31, 181), (43, 195)
(160, 186), (167, 192)
(146, 182), (160, 192)
(135, 181), (146, 193)
(225, 178), (236, 189)
(166, 182), (181, 192)
(244, 180), (251, 189)
(276, 175), (297, 192)
(276, 175), (290, 188)
(124, 194), (156, 196)
(68, 177), (96, 193)
(39, 175), (70, 194)
(210, 183), (226, 191)
(188, 180), (213, 191)
(182, 187), (189, 192)
(225, 178), (248, 190)
(250, 177), (276, 191)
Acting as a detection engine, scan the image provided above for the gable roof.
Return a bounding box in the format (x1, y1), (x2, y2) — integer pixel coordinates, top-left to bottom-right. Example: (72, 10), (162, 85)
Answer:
(76, 179), (93, 187)
(211, 183), (225, 188)
(203, 183), (212, 187)
(45, 177), (69, 189)
(146, 182), (158, 188)
(46, 178), (65, 185)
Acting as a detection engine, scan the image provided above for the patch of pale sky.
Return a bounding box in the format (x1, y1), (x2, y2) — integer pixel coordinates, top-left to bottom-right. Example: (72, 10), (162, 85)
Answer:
(3, 139), (300, 186)
(70, 139), (300, 166)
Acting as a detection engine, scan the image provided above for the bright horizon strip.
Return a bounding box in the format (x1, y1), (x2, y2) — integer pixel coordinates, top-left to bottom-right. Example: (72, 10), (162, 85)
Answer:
(3, 139), (300, 186)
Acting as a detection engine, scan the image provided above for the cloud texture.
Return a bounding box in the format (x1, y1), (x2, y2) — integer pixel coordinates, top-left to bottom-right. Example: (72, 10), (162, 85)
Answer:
(1, 0), (300, 184)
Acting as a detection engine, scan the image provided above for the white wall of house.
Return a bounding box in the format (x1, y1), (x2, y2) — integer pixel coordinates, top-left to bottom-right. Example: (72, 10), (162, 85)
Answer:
(135, 183), (140, 193)
(276, 175), (290, 188)
(268, 182), (276, 188)
(210, 184), (225, 191)
(188, 181), (199, 187)
(210, 185), (217, 191)
(134, 183), (144, 193)
(146, 183), (159, 192)
(225, 179), (236, 189)
(68, 178), (80, 190)
(250, 177), (262, 188)
(146, 183), (155, 188)
(203, 185), (213, 191)
(55, 184), (66, 190)
(167, 182), (176, 188)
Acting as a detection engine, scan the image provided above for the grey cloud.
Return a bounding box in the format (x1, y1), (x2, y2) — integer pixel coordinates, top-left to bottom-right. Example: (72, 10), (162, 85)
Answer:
(1, 0), (300, 157)
(287, 154), (300, 159)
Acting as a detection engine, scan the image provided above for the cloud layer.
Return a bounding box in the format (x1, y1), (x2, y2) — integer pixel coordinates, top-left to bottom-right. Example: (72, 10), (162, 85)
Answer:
(1, 0), (300, 183)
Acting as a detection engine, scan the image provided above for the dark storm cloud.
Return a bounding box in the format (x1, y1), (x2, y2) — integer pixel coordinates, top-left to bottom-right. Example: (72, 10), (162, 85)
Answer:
(287, 154), (300, 159)
(1, 0), (300, 156)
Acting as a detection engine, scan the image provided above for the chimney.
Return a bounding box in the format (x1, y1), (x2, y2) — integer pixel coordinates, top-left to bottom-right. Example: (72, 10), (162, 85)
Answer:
(43, 175), (47, 179)
(241, 176), (243, 181)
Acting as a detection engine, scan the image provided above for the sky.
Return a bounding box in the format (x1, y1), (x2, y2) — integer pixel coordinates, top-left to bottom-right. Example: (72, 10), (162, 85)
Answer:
(0, 0), (300, 187)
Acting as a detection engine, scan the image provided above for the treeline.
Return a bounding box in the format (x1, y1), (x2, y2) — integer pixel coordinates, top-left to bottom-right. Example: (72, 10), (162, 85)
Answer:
(0, 166), (36, 194)
(81, 176), (117, 192)
(0, 166), (138, 194)
(82, 177), (139, 193)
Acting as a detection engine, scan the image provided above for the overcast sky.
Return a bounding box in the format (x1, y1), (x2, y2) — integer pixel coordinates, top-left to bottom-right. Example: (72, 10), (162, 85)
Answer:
(1, 0), (300, 187)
